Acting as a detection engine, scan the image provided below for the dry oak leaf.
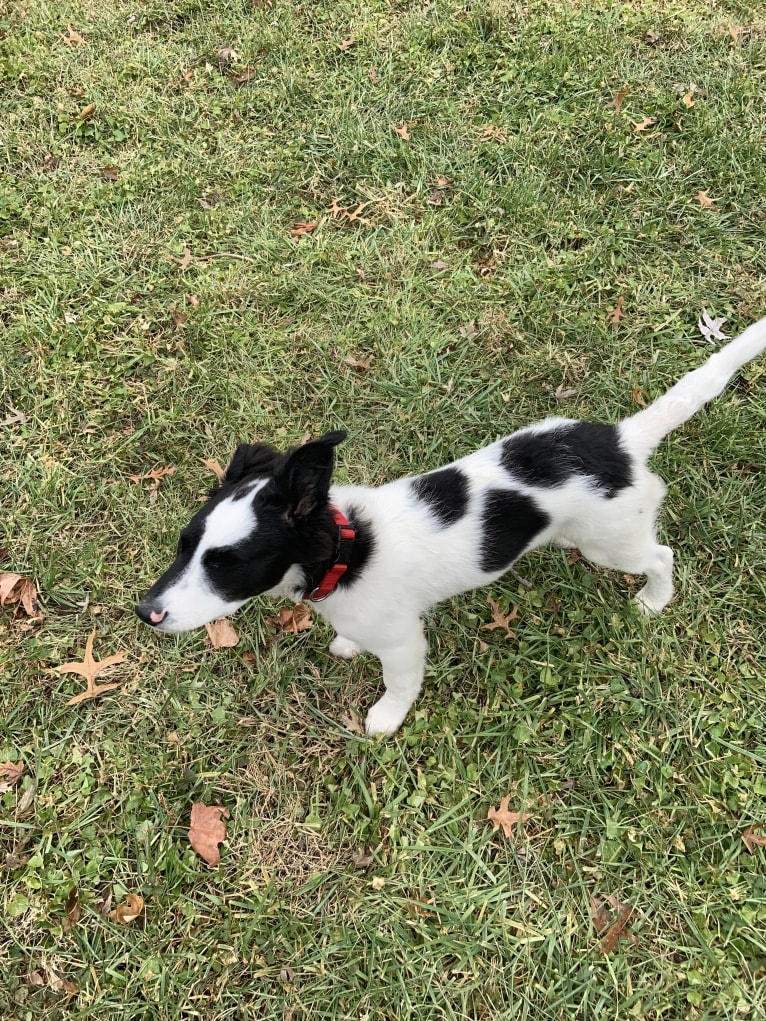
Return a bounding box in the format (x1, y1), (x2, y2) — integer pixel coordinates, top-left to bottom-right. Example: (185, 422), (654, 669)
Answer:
(58, 631), (127, 705)
(682, 89), (696, 108)
(483, 596), (519, 638)
(290, 221), (318, 237)
(487, 795), (531, 838)
(0, 573), (43, 621)
(607, 295), (626, 327)
(1, 406), (27, 426)
(205, 618), (239, 648)
(606, 87), (629, 113)
(79, 103), (96, 120)
(63, 886), (81, 932)
(269, 603), (314, 635)
(100, 165), (121, 182)
(589, 894), (638, 954)
(233, 66), (256, 84)
(203, 457), (226, 482)
(189, 802), (230, 866)
(128, 466), (176, 485)
(742, 825), (766, 854)
(110, 892), (144, 923)
(632, 116), (656, 132)
(169, 247), (193, 270)
(337, 36), (355, 51)
(394, 121), (417, 141)
(0, 761), (24, 794)
(62, 25), (85, 46)
(342, 352), (375, 371)
(693, 189), (716, 209)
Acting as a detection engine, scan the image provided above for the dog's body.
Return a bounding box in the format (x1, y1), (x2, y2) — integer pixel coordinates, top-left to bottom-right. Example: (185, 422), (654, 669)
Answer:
(137, 318), (766, 734)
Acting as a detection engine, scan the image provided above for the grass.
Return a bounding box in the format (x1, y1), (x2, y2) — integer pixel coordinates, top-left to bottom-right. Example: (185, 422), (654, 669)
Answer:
(1, 0), (766, 1017)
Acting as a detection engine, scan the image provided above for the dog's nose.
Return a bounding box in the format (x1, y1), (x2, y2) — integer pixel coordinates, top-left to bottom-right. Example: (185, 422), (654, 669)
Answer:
(135, 602), (168, 626)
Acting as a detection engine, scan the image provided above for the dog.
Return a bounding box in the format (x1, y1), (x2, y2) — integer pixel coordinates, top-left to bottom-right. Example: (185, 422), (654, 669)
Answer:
(136, 317), (766, 735)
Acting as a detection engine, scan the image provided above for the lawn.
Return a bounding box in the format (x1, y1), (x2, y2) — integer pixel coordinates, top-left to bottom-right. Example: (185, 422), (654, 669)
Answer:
(1, 0), (766, 1017)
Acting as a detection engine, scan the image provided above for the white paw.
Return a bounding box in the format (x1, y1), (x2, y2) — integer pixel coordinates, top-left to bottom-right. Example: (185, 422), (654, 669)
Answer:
(634, 585), (673, 616)
(329, 636), (362, 660)
(365, 694), (411, 736)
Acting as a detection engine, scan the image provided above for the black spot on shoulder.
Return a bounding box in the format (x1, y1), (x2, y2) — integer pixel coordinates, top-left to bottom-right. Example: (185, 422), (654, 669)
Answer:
(481, 489), (550, 573)
(411, 467), (469, 526)
(501, 422), (631, 498)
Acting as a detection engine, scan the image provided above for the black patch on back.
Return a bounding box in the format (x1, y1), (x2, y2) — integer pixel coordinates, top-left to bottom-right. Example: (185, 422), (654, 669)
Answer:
(411, 467), (469, 526)
(501, 422), (631, 498)
(480, 489), (550, 573)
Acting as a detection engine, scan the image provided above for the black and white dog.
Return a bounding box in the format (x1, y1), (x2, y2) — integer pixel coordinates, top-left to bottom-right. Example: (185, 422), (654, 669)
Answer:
(137, 318), (766, 735)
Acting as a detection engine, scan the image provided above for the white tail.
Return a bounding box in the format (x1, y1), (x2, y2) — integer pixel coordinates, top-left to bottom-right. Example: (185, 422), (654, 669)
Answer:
(620, 315), (766, 459)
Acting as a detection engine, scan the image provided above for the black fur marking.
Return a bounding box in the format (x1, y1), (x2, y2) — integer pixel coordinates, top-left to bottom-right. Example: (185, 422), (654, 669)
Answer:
(501, 422), (632, 498)
(411, 467), (469, 526)
(480, 489), (550, 573)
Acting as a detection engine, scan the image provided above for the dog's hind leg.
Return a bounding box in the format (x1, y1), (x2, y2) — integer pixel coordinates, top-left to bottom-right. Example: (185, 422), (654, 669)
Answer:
(365, 623), (428, 736)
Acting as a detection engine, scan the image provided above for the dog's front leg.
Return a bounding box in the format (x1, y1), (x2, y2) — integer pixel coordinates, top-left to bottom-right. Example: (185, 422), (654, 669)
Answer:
(365, 624), (427, 736)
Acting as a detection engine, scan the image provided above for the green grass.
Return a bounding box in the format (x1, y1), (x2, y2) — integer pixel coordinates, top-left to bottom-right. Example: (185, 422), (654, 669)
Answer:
(2, 0), (766, 1017)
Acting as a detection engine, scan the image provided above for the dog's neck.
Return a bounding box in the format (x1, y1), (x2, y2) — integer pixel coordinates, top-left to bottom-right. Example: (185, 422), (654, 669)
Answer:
(298, 503), (374, 604)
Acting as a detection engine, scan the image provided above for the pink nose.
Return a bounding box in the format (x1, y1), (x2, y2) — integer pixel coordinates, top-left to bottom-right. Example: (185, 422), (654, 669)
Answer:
(149, 609), (168, 624)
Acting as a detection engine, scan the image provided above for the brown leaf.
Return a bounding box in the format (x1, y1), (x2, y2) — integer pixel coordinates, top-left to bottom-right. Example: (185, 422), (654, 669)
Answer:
(631, 387), (648, 407)
(58, 631), (127, 705)
(216, 46), (240, 63)
(351, 848), (372, 868)
(63, 886), (81, 931)
(682, 89), (695, 108)
(1, 406), (28, 426)
(554, 382), (578, 402)
(0, 573), (43, 621)
(341, 709), (365, 735)
(188, 803), (230, 866)
(28, 968), (78, 996)
(487, 795), (530, 838)
(233, 66), (256, 84)
(632, 116), (656, 132)
(342, 352), (374, 370)
(0, 761), (24, 794)
(337, 36), (355, 51)
(109, 892), (144, 923)
(693, 189), (716, 209)
(62, 25), (85, 46)
(79, 103), (96, 120)
(205, 618), (239, 648)
(100, 165), (121, 182)
(725, 22), (743, 45)
(394, 121), (416, 141)
(290, 221), (318, 237)
(479, 124), (508, 143)
(203, 457), (226, 482)
(169, 247), (193, 270)
(607, 295), (626, 327)
(368, 66), (379, 84)
(644, 29), (660, 45)
(268, 603), (314, 635)
(483, 596), (518, 638)
(606, 87), (629, 113)
(590, 894), (638, 953)
(128, 466), (176, 485)
(742, 825), (766, 853)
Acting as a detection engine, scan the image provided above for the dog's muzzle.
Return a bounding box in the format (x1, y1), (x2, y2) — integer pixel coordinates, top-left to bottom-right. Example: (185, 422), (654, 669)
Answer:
(135, 602), (168, 626)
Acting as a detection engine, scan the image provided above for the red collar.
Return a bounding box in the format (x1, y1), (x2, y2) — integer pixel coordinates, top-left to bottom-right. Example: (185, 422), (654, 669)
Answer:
(304, 506), (356, 601)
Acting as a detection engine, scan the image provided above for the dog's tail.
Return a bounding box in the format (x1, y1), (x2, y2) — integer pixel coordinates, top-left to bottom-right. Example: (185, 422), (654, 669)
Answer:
(620, 315), (766, 459)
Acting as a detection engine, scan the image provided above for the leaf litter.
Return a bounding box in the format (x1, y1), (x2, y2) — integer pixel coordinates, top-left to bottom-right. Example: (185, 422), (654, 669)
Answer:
(0, 573), (43, 622)
(57, 631), (127, 705)
(189, 803), (230, 866)
(487, 795), (531, 838)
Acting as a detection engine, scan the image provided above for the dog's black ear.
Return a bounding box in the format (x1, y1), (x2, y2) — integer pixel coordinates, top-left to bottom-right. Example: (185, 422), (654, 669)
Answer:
(271, 430), (347, 521)
(224, 442), (281, 485)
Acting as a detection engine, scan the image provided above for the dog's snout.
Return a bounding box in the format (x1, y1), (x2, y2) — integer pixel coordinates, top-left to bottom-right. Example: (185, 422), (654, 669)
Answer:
(135, 602), (168, 626)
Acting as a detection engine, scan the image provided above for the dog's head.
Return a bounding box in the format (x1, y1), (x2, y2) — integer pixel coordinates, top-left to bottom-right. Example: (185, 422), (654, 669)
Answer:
(135, 430), (346, 632)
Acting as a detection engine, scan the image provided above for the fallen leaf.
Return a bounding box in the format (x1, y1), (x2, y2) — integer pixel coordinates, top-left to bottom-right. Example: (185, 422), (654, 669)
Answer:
(186, 293), (201, 307)
(342, 709), (365, 735)
(554, 382), (578, 402)
(394, 121), (416, 141)
(590, 894), (638, 953)
(177, 68), (194, 88)
(351, 848), (372, 868)
(100, 165), (120, 182)
(0, 573), (43, 621)
(631, 387), (648, 406)
(79, 103), (96, 120)
(632, 116), (656, 132)
(28, 968), (78, 996)
(483, 597), (518, 638)
(170, 308), (188, 328)
(345, 202), (369, 224)
(16, 783), (36, 816)
(607, 295), (626, 327)
(479, 124), (508, 142)
(268, 603), (314, 634)
(110, 892), (144, 923)
(682, 89), (695, 108)
(606, 87), (629, 113)
(487, 795), (530, 838)
(725, 22), (743, 45)
(63, 886), (81, 931)
(337, 36), (355, 51)
(0, 761), (24, 794)
(371, 876), (385, 890)
(233, 66), (256, 84)
(644, 29), (660, 45)
(693, 189), (716, 209)
(58, 631), (127, 705)
(697, 309), (730, 343)
(205, 618), (239, 648)
(1, 406), (28, 426)
(290, 221), (318, 237)
(216, 46), (240, 63)
(459, 320), (478, 339)
(203, 457), (226, 482)
(342, 353), (375, 370)
(197, 189), (224, 210)
(188, 803), (230, 866)
(742, 825), (766, 853)
(62, 25), (85, 46)
(368, 66), (379, 83)
(169, 248), (193, 270)
(429, 259), (449, 270)
(128, 466), (176, 485)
